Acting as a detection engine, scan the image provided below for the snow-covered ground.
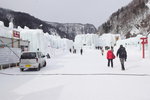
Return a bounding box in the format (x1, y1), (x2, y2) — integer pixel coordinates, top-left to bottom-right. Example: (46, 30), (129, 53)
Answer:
(0, 46), (150, 100)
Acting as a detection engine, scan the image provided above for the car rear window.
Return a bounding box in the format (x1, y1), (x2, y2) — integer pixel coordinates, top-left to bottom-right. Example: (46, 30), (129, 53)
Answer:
(21, 52), (36, 59)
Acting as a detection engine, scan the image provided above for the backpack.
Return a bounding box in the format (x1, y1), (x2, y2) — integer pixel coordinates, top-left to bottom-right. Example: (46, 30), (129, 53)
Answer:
(120, 48), (126, 58)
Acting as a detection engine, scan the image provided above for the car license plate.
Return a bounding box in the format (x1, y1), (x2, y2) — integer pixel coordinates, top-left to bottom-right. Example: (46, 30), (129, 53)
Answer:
(25, 65), (31, 67)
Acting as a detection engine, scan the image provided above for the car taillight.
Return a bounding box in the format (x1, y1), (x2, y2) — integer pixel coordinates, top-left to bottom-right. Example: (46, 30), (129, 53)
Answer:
(36, 58), (38, 62)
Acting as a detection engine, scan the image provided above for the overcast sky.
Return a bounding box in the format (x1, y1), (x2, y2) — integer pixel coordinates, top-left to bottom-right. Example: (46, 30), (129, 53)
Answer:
(0, 0), (132, 27)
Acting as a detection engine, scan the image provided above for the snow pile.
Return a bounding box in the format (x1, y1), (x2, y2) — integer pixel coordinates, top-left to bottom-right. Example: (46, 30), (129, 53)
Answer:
(116, 35), (143, 47)
(99, 33), (119, 47)
(116, 35), (143, 55)
(0, 21), (13, 38)
(45, 33), (73, 49)
(18, 29), (73, 54)
(18, 29), (48, 53)
(74, 34), (99, 49)
(74, 33), (120, 50)
(116, 35), (150, 59)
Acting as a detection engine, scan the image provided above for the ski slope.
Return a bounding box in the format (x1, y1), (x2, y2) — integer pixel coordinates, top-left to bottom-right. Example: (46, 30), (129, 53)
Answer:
(0, 47), (150, 100)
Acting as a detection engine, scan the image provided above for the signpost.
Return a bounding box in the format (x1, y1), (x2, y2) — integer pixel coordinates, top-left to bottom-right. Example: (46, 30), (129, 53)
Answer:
(12, 30), (20, 48)
(140, 37), (148, 58)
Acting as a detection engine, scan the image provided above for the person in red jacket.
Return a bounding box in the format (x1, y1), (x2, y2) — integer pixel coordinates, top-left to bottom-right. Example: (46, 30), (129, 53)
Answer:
(107, 49), (115, 68)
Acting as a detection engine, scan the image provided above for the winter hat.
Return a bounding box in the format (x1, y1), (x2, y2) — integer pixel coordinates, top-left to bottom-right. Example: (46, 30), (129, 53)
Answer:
(120, 45), (123, 48)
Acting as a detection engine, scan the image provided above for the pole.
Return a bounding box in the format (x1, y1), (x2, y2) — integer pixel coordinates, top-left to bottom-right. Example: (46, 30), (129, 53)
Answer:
(142, 43), (145, 58)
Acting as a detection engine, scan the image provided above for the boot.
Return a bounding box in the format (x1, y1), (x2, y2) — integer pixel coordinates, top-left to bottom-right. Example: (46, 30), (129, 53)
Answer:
(121, 64), (125, 70)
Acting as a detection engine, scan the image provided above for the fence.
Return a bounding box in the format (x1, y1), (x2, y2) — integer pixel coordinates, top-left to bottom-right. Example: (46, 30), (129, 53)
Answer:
(0, 48), (21, 69)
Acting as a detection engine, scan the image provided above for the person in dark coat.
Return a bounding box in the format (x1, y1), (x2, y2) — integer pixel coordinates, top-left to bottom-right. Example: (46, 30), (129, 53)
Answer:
(107, 49), (115, 68)
(73, 49), (76, 54)
(69, 48), (72, 53)
(80, 48), (83, 55)
(46, 53), (50, 59)
(117, 45), (127, 70)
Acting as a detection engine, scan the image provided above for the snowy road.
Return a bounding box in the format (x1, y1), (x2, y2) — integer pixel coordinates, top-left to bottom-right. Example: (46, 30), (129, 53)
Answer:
(0, 48), (150, 100)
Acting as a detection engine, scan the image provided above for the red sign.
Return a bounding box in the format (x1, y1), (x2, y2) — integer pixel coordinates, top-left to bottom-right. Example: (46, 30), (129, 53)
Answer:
(140, 37), (148, 44)
(13, 30), (20, 38)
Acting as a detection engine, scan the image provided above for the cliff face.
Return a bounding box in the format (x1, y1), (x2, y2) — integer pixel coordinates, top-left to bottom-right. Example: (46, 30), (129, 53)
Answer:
(0, 8), (97, 40)
(98, 0), (150, 38)
(48, 22), (97, 40)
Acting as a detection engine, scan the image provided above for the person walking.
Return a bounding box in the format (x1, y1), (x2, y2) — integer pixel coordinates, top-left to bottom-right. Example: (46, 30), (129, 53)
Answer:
(100, 47), (104, 56)
(69, 48), (72, 53)
(107, 49), (115, 68)
(80, 48), (83, 55)
(46, 53), (50, 59)
(101, 48), (104, 56)
(117, 45), (127, 71)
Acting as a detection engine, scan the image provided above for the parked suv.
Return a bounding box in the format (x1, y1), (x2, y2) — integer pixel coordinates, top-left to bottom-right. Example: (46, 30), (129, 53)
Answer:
(19, 51), (46, 71)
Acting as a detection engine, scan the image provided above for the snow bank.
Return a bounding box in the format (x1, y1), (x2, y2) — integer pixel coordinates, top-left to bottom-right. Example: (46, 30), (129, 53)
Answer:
(45, 33), (73, 49)
(0, 21), (13, 38)
(116, 35), (142, 47)
(116, 35), (150, 59)
(116, 35), (143, 54)
(74, 33), (140, 49)
(18, 29), (73, 54)
(0, 21), (73, 55)
(74, 34), (99, 49)
(99, 33), (119, 47)
(74, 33), (120, 50)
(18, 29), (47, 53)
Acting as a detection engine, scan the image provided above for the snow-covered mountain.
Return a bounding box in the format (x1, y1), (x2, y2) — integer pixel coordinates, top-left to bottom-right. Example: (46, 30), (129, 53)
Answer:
(98, 0), (150, 38)
(0, 8), (71, 39)
(47, 22), (97, 40)
(0, 8), (97, 40)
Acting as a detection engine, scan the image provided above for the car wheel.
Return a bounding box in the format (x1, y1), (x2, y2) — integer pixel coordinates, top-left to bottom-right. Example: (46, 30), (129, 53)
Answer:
(20, 68), (24, 72)
(43, 61), (46, 67)
(36, 64), (41, 71)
